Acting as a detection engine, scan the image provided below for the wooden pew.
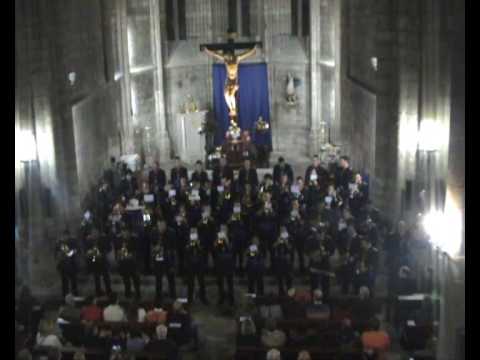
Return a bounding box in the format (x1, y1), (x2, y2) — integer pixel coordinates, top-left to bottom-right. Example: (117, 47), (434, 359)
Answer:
(33, 345), (171, 360)
(235, 346), (363, 360)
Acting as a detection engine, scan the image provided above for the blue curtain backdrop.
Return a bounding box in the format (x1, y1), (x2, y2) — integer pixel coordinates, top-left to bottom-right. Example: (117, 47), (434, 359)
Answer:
(212, 63), (272, 146)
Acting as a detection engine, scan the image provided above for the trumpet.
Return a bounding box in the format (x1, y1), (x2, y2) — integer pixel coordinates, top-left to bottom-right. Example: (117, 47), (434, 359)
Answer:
(59, 242), (75, 260)
(86, 246), (101, 263)
(152, 244), (164, 261)
(119, 244), (132, 261)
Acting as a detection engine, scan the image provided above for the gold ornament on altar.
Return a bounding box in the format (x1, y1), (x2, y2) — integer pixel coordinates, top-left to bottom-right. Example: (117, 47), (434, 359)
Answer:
(255, 116), (270, 133)
(226, 119), (241, 140)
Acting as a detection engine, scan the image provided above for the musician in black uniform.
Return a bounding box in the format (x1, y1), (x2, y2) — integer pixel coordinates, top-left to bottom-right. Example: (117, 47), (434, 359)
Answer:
(212, 156), (234, 187)
(213, 231), (235, 305)
(353, 238), (379, 296)
(214, 177), (235, 224)
(273, 157), (294, 185)
(55, 230), (79, 297)
(238, 158), (259, 190)
(151, 219), (176, 300)
(335, 156), (354, 200)
(304, 172), (323, 216)
(173, 207), (190, 276)
(80, 210), (95, 247)
(164, 188), (180, 226)
(149, 161), (167, 193)
(245, 244), (265, 296)
(337, 249), (356, 295)
(197, 206), (217, 271)
(85, 229), (112, 297)
(286, 201), (307, 273)
(305, 155), (329, 190)
(97, 181), (114, 230)
(191, 160), (209, 186)
(308, 240), (334, 300)
(255, 192), (279, 269)
(117, 231), (141, 299)
(277, 174), (293, 223)
(184, 231), (209, 305)
(348, 173), (369, 218)
(170, 157), (188, 188)
(228, 204), (248, 274)
(271, 228), (294, 296)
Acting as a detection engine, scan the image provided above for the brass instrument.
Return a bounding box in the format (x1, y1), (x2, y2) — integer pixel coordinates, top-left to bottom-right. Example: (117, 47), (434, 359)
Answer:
(59, 241), (75, 261)
(86, 245), (101, 263)
(152, 243), (164, 262)
(119, 243), (132, 261)
(224, 190), (231, 201)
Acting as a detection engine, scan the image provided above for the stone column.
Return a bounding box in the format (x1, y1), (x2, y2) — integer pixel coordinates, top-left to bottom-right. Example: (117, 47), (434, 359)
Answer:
(150, 0), (171, 162)
(372, 0), (401, 219)
(118, 0), (135, 154)
(436, 0), (465, 358)
(309, 0), (322, 156)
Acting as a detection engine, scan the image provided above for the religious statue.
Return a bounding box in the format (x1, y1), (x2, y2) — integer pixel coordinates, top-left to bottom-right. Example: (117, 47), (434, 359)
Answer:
(286, 73), (300, 106)
(200, 30), (261, 130)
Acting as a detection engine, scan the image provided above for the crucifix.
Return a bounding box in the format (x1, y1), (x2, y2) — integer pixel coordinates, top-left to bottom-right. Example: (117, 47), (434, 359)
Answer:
(200, 30), (262, 132)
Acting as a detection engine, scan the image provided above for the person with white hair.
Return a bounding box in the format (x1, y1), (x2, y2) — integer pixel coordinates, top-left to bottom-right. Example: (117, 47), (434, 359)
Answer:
(261, 318), (286, 349)
(297, 350), (311, 360)
(144, 324), (178, 359)
(305, 289), (331, 320)
(266, 348), (281, 360)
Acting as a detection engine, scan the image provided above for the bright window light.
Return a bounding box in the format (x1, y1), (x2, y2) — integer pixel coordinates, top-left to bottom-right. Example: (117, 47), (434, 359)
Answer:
(423, 191), (463, 258)
(418, 119), (444, 152)
(16, 130), (37, 162)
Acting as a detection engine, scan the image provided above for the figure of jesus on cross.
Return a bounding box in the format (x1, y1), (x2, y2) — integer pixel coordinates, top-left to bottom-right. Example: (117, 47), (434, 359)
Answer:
(200, 30), (261, 129)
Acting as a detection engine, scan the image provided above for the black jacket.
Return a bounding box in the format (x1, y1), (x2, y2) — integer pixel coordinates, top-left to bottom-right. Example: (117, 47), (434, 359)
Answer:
(212, 164), (234, 186)
(149, 168), (167, 190)
(170, 166), (188, 187)
(238, 168), (259, 189)
(273, 163), (294, 185)
(191, 170), (209, 186)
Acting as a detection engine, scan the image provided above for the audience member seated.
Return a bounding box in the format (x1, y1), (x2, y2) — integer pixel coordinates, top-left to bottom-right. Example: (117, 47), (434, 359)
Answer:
(266, 348), (281, 360)
(126, 329), (147, 352)
(80, 296), (103, 323)
(297, 350), (312, 360)
(144, 324), (178, 360)
(351, 286), (376, 326)
(361, 318), (391, 360)
(73, 351), (86, 360)
(167, 300), (197, 348)
(281, 288), (306, 319)
(338, 318), (357, 350)
(261, 318), (287, 349)
(126, 301), (146, 323)
(305, 289), (331, 321)
(110, 328), (127, 351)
(145, 300), (168, 324)
(103, 293), (126, 322)
(59, 294), (81, 323)
(16, 348), (32, 360)
(238, 317), (260, 347)
(46, 348), (62, 360)
(36, 319), (63, 348)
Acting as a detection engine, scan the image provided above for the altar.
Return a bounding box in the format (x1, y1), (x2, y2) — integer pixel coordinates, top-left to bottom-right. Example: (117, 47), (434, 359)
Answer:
(171, 110), (207, 164)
